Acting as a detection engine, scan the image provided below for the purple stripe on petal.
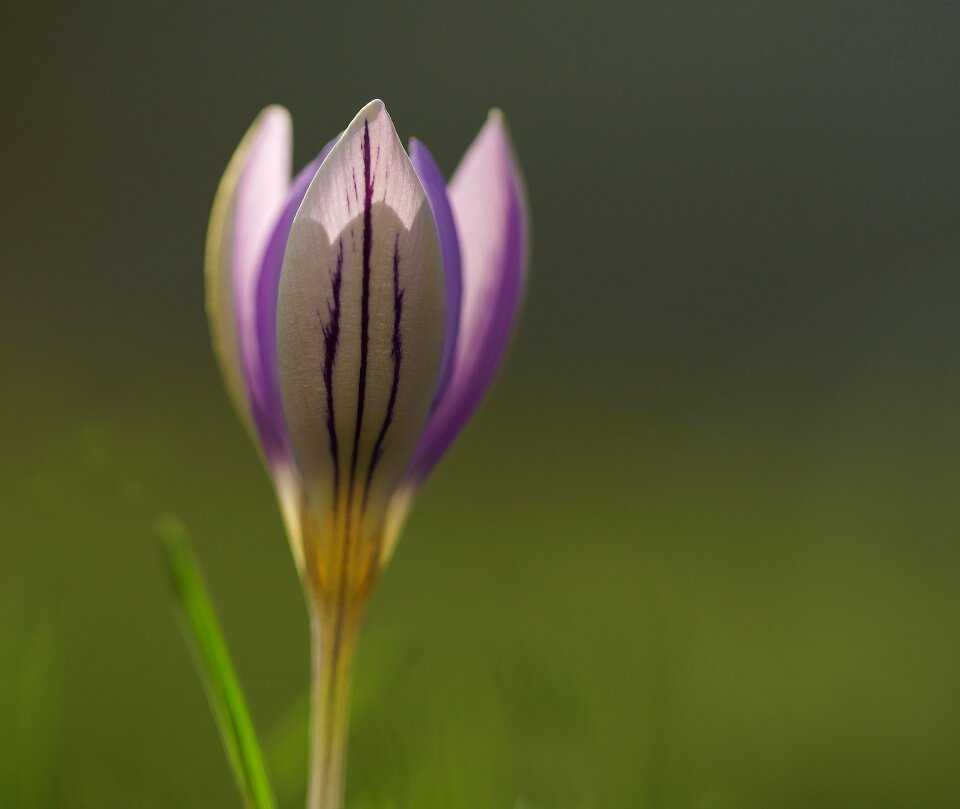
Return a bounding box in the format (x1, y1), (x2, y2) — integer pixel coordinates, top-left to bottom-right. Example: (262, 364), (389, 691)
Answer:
(251, 138), (337, 468)
(409, 139), (462, 410)
(349, 118), (375, 486)
(405, 112), (528, 486)
(321, 239), (345, 499)
(364, 234), (404, 505)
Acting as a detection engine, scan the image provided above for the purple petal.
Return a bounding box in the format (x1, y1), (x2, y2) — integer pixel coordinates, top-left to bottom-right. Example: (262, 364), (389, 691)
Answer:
(251, 137), (338, 468)
(409, 139), (462, 409)
(206, 107), (292, 445)
(405, 111), (528, 486)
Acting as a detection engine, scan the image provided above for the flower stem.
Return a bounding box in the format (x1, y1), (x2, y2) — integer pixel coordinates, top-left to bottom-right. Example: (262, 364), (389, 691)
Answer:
(307, 603), (361, 809)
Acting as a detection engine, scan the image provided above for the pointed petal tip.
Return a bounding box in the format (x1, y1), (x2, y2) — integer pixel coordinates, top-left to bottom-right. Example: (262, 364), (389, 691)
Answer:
(253, 105), (293, 138)
(339, 99), (398, 146)
(408, 138), (431, 165)
(478, 109), (519, 159)
(486, 108), (512, 133)
(260, 103), (291, 119)
(356, 98), (387, 119)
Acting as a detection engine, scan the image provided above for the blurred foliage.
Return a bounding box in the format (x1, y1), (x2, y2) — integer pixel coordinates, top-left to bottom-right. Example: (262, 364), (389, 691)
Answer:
(160, 520), (276, 809)
(3, 352), (959, 807)
(0, 594), (62, 808)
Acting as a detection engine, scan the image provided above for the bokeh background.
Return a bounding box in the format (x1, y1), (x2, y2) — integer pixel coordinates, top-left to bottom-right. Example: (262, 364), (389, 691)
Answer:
(3, 1), (960, 807)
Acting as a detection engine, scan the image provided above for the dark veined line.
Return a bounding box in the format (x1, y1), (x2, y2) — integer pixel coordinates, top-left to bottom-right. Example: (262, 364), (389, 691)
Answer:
(364, 234), (403, 506)
(348, 118), (373, 487)
(321, 239), (344, 499)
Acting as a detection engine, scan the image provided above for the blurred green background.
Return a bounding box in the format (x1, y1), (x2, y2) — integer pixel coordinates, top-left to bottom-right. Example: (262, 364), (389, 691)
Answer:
(2, 1), (960, 806)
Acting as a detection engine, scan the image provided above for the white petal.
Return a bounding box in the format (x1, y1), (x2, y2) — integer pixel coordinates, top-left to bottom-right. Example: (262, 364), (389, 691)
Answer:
(277, 100), (445, 537)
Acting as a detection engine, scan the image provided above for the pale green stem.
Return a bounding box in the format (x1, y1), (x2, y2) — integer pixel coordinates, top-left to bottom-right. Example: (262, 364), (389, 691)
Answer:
(307, 604), (360, 809)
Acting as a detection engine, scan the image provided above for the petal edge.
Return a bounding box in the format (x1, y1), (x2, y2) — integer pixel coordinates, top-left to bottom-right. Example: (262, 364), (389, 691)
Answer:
(205, 106), (292, 443)
(405, 110), (528, 487)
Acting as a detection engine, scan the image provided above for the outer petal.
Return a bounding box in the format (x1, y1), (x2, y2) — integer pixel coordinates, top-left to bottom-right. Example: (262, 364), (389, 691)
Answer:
(409, 140), (462, 409)
(277, 101), (446, 561)
(254, 138), (338, 467)
(405, 110), (528, 486)
(205, 106), (292, 451)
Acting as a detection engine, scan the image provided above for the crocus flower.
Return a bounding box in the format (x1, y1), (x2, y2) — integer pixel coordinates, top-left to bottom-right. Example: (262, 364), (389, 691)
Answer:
(205, 99), (527, 809)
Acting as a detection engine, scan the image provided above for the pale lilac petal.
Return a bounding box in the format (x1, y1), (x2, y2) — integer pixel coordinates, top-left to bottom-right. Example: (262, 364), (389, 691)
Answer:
(205, 106), (292, 439)
(409, 140), (462, 408)
(277, 100), (446, 531)
(253, 138), (338, 467)
(405, 111), (528, 486)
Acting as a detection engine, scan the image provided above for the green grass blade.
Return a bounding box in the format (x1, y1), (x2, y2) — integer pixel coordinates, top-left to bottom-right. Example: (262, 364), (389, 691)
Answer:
(158, 518), (277, 809)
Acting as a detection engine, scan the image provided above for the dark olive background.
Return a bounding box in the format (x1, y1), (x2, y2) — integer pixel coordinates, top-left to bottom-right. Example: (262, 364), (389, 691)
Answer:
(2, 2), (960, 807)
